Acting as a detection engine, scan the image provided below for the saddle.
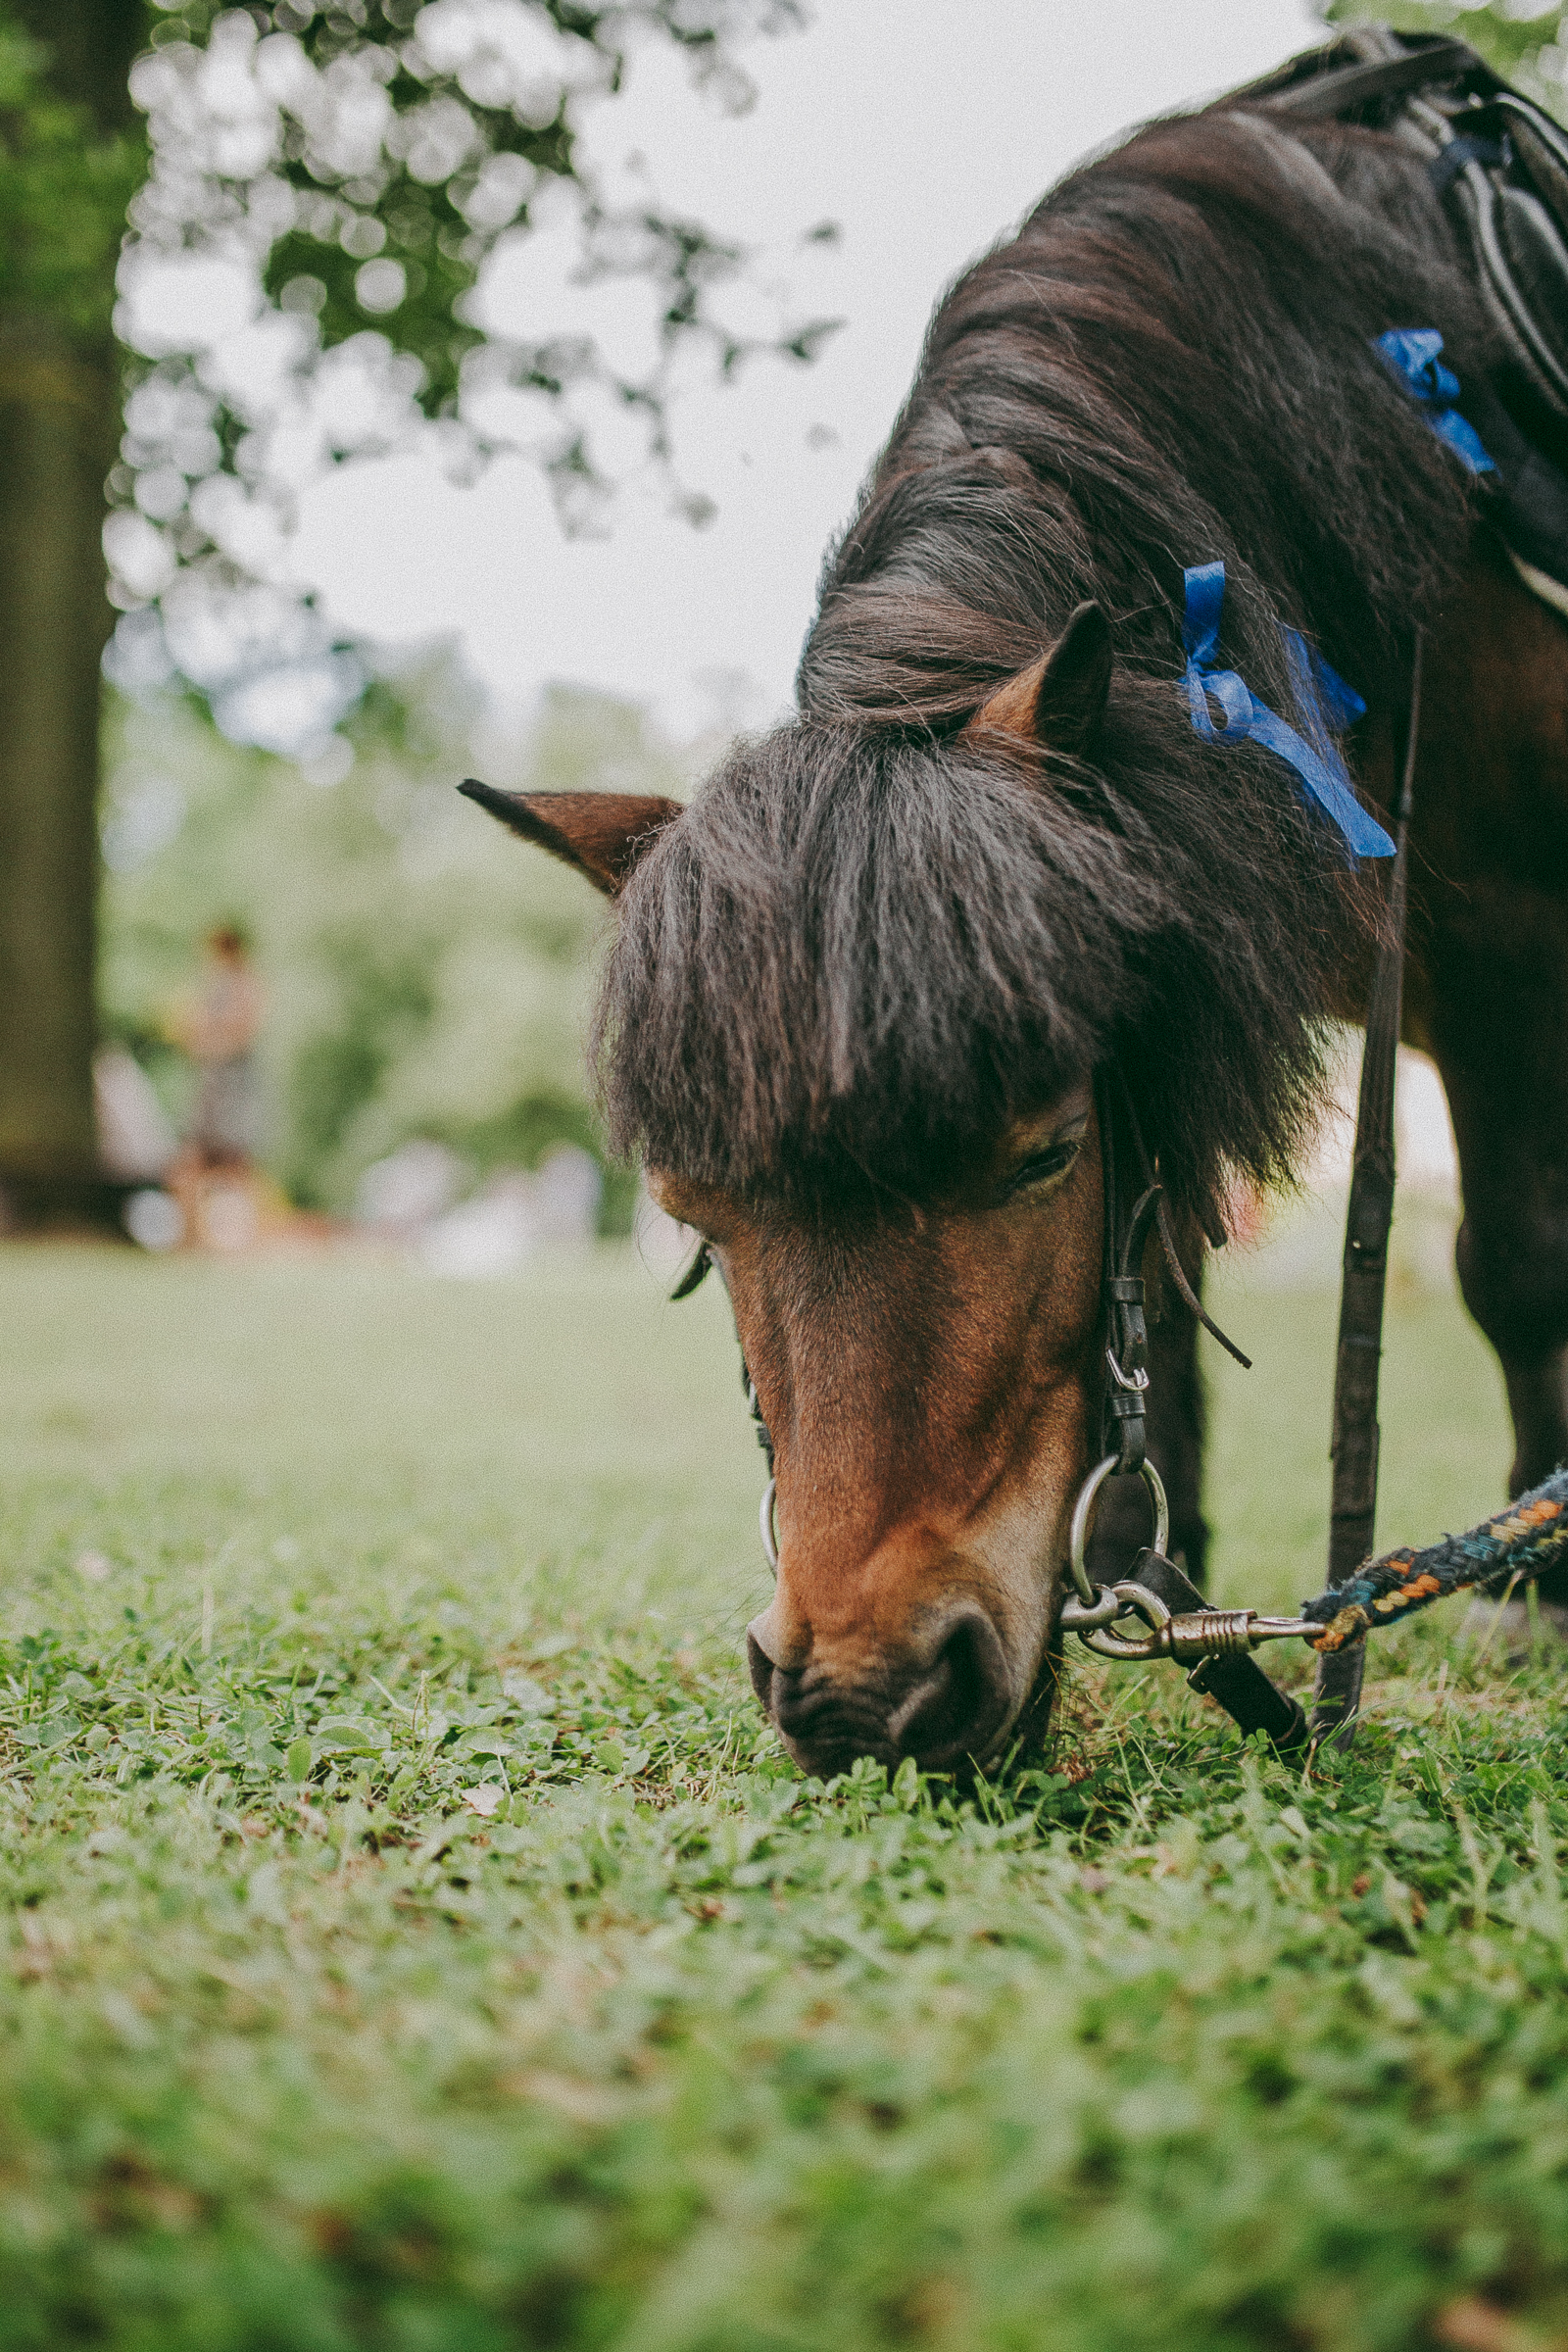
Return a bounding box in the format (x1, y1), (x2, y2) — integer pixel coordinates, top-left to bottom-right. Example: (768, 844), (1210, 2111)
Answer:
(1229, 25), (1568, 619)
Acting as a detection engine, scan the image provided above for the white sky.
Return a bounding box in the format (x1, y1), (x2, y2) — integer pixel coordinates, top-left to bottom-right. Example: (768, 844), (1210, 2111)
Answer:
(289, 0), (1325, 736)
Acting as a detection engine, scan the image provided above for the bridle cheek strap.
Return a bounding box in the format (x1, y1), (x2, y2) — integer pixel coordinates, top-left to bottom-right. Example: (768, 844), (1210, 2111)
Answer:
(1102, 1179), (1161, 1474)
(1095, 1066), (1250, 1492)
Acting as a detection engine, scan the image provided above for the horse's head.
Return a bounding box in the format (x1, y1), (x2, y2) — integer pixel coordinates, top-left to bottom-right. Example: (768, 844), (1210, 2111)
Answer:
(464, 609), (1156, 1775)
(651, 1079), (1105, 1776)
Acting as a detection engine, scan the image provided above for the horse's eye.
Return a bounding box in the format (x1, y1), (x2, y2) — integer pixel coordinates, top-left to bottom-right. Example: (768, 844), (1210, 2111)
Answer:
(1003, 1131), (1084, 1199)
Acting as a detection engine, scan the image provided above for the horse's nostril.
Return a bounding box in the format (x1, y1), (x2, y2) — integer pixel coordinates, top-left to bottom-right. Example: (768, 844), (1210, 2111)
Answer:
(745, 1629), (778, 1712)
(748, 1607), (1013, 1781)
(887, 1607), (1012, 1770)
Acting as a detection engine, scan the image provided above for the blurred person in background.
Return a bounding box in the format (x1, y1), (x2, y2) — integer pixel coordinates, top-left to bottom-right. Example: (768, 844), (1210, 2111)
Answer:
(165, 925), (267, 1250)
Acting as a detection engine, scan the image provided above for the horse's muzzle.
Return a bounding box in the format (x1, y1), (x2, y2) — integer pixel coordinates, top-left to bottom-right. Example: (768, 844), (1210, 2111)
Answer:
(746, 1601), (1014, 1779)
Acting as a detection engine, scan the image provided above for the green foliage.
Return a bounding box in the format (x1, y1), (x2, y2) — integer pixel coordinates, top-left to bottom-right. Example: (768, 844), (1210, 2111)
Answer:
(236, 0), (576, 420)
(97, 667), (678, 1215)
(1322, 1), (1568, 113)
(117, 0), (828, 640)
(0, 13), (144, 344)
(141, 1), (806, 410)
(0, 1243), (1564, 2347)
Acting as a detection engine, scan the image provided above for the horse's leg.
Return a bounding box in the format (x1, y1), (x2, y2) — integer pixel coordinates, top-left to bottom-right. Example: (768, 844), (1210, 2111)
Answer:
(1413, 552), (1568, 1607)
(1085, 1268), (1207, 1587)
(1429, 965), (1568, 1560)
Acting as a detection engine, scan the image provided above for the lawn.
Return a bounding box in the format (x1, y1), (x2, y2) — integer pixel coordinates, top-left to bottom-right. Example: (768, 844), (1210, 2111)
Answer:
(2, 1224), (1566, 2352)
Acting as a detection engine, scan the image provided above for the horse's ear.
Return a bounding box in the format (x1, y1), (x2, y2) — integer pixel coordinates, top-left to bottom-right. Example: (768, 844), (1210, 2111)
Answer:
(965, 600), (1112, 757)
(459, 781), (683, 897)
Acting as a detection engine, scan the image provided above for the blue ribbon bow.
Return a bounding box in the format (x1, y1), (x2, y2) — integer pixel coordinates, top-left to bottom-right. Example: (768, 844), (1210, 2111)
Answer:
(1372, 328), (1495, 475)
(1181, 562), (1393, 860)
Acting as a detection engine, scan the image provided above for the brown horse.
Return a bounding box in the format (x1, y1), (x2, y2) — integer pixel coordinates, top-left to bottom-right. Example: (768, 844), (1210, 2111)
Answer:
(465, 75), (1568, 1779)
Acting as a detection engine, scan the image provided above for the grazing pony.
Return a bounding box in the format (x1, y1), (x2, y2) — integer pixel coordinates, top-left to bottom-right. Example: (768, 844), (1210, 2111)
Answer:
(466, 84), (1568, 1778)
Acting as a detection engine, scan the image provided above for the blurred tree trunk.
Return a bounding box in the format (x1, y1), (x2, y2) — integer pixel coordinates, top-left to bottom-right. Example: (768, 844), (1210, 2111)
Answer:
(0, 319), (118, 1211)
(0, 0), (142, 1222)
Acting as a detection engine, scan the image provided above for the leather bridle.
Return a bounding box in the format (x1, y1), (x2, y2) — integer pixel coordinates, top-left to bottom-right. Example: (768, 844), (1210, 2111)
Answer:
(679, 620), (1417, 1762)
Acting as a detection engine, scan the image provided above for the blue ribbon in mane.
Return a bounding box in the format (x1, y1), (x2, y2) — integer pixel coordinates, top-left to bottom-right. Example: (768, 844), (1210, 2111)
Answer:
(1372, 328), (1495, 475)
(1180, 562), (1394, 860)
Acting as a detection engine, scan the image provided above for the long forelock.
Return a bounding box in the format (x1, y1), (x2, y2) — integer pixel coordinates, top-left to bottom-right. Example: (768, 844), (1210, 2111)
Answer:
(595, 727), (1158, 1202)
(594, 678), (1351, 1226)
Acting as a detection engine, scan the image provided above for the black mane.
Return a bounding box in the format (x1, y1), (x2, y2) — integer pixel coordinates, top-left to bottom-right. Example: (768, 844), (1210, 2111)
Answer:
(598, 98), (1493, 1222)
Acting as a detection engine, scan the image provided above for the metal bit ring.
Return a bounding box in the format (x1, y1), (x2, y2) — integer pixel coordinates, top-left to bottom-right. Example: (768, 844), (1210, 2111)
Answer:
(1057, 1584), (1128, 1633)
(1067, 1452), (1170, 1605)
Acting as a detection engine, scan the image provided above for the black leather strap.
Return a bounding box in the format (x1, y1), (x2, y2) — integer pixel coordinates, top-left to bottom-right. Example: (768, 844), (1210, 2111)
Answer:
(1254, 39), (1484, 124)
(1309, 634), (1422, 1750)
(1097, 1068), (1161, 1474)
(1131, 1548), (1309, 1752)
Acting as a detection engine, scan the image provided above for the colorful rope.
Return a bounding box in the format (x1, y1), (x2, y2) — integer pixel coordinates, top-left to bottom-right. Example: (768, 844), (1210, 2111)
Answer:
(1302, 1467), (1568, 1651)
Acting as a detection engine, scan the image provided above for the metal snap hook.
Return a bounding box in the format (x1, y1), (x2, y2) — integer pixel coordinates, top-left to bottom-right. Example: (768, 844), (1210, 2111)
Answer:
(1078, 1579), (1173, 1659)
(760, 1477), (779, 1575)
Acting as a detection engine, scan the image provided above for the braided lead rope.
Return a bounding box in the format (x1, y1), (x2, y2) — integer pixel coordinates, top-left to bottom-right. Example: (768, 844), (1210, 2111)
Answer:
(1302, 1467), (1568, 1652)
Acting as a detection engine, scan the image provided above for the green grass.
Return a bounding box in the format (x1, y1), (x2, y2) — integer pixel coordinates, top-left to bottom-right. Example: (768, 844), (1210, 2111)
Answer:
(3, 1232), (1566, 2352)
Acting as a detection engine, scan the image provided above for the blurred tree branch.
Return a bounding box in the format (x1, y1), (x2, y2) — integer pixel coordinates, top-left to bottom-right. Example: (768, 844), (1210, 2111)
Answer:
(111, 2), (839, 741)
